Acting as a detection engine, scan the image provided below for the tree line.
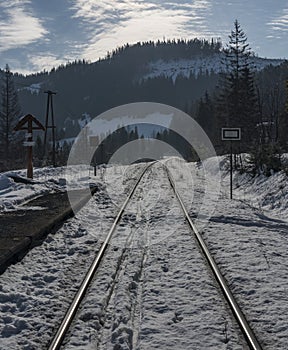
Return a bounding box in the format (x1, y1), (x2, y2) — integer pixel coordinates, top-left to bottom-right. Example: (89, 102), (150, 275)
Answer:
(193, 20), (288, 175)
(0, 22), (287, 174)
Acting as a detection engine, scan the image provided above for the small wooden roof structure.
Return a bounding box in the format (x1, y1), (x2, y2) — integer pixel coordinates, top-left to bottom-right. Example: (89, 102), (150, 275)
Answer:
(14, 114), (45, 131)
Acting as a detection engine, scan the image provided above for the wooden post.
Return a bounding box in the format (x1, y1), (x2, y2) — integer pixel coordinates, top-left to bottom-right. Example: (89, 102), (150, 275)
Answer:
(27, 119), (33, 178)
(230, 141), (233, 200)
(14, 114), (45, 179)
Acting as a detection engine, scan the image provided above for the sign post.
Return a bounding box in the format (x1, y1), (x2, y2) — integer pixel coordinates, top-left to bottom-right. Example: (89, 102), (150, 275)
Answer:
(89, 136), (99, 176)
(14, 114), (45, 179)
(221, 128), (241, 199)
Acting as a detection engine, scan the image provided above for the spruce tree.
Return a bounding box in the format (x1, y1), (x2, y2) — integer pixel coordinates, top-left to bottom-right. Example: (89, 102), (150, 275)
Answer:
(217, 20), (259, 151)
(196, 91), (216, 144)
(0, 64), (22, 168)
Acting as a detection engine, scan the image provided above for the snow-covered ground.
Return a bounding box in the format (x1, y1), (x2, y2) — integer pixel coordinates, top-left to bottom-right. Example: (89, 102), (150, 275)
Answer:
(0, 165), (98, 212)
(63, 163), (248, 350)
(0, 157), (287, 349)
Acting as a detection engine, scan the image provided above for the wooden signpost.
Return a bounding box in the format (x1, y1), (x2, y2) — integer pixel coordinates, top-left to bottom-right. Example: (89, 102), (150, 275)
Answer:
(14, 114), (45, 179)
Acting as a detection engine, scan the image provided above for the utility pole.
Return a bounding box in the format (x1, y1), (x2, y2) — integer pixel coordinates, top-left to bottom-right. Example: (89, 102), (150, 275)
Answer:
(285, 79), (288, 113)
(5, 67), (9, 161)
(44, 90), (57, 167)
(222, 128), (241, 200)
(230, 141), (233, 200)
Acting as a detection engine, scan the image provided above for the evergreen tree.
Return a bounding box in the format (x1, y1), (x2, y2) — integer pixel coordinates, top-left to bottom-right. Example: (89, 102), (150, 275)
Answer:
(0, 64), (22, 168)
(217, 20), (259, 150)
(196, 91), (216, 144)
(279, 79), (288, 150)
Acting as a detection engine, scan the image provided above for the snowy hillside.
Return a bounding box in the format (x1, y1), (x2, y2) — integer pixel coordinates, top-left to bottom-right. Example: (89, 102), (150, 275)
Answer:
(204, 156), (288, 221)
(143, 54), (285, 83)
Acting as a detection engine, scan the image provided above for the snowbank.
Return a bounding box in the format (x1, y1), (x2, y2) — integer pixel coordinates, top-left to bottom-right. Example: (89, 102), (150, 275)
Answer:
(204, 155), (288, 221)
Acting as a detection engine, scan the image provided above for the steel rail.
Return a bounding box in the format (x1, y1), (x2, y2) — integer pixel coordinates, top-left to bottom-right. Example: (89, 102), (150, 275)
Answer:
(48, 163), (154, 350)
(164, 166), (263, 350)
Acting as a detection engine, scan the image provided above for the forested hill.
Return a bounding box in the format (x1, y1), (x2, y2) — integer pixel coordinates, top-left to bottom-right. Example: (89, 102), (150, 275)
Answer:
(1, 39), (286, 138)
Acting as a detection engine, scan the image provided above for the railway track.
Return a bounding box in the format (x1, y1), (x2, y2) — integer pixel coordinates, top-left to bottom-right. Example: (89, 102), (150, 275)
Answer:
(48, 161), (263, 350)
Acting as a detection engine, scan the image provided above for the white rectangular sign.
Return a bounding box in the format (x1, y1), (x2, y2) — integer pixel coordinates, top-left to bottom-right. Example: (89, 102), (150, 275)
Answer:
(221, 128), (241, 141)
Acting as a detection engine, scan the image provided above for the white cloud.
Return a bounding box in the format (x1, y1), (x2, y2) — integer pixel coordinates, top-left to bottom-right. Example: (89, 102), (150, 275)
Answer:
(0, 0), (31, 9)
(26, 53), (68, 73)
(69, 0), (213, 61)
(9, 0), (288, 73)
(0, 4), (48, 52)
(71, 0), (158, 21)
(267, 8), (288, 32)
(71, 0), (211, 21)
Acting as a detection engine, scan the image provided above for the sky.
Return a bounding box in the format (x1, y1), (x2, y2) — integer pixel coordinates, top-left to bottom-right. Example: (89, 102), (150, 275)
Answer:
(0, 0), (287, 74)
